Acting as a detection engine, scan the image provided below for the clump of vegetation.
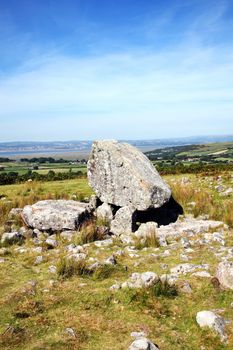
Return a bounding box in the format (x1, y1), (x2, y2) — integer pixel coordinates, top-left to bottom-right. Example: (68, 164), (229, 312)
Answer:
(75, 220), (108, 245)
(92, 263), (125, 281)
(134, 233), (160, 250)
(57, 257), (89, 279)
(171, 180), (233, 227)
(152, 279), (178, 298)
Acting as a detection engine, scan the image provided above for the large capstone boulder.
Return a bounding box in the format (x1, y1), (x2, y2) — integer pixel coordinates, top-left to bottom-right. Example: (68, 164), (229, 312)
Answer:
(22, 200), (91, 231)
(88, 140), (171, 211)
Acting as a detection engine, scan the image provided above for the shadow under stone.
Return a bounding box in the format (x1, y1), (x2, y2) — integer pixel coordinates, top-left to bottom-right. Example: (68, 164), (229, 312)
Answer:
(134, 196), (183, 229)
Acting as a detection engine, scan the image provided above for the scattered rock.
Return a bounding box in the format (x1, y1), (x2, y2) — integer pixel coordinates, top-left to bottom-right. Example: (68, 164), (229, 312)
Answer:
(104, 255), (117, 265)
(170, 263), (209, 275)
(129, 337), (159, 350)
(1, 231), (25, 245)
(48, 265), (57, 274)
(64, 327), (76, 338)
(45, 238), (58, 249)
(34, 255), (44, 265)
(60, 231), (75, 241)
(8, 208), (23, 217)
(94, 238), (113, 247)
(121, 272), (159, 289)
(180, 280), (192, 294)
(134, 222), (158, 239)
(192, 271), (211, 278)
(196, 310), (227, 342)
(216, 262), (233, 290)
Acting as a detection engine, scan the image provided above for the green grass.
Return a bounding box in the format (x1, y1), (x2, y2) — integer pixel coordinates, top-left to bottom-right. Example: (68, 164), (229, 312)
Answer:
(0, 172), (233, 349)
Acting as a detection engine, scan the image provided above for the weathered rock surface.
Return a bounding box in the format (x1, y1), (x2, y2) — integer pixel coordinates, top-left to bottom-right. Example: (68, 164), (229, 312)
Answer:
(96, 202), (113, 223)
(1, 231), (25, 245)
(156, 216), (226, 238)
(196, 310), (227, 341)
(121, 271), (159, 289)
(129, 338), (159, 350)
(216, 262), (233, 290)
(22, 200), (91, 231)
(88, 140), (171, 210)
(110, 206), (136, 236)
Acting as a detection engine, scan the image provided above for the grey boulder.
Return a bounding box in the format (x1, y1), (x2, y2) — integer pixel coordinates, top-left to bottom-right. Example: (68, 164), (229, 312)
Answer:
(87, 140), (171, 210)
(22, 200), (91, 231)
(1, 231), (25, 245)
(129, 337), (159, 350)
(110, 206), (136, 236)
(216, 261), (233, 290)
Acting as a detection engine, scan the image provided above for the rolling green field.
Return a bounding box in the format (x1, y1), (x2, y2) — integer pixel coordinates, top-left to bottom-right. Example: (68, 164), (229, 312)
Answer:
(146, 142), (233, 165)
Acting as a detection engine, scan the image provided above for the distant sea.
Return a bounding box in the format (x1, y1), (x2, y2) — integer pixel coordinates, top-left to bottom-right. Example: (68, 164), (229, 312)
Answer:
(0, 135), (232, 159)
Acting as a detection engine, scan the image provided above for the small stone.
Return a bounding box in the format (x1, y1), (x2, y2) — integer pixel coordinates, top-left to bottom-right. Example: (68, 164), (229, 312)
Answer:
(130, 331), (147, 338)
(110, 284), (121, 291)
(105, 255), (117, 265)
(180, 281), (192, 294)
(34, 255), (43, 265)
(45, 238), (58, 249)
(64, 327), (76, 338)
(192, 271), (211, 278)
(129, 337), (159, 350)
(48, 265), (57, 274)
(94, 238), (113, 247)
(1, 231), (25, 245)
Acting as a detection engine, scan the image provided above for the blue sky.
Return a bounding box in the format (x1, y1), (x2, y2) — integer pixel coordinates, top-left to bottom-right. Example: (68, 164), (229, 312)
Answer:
(0, 0), (232, 141)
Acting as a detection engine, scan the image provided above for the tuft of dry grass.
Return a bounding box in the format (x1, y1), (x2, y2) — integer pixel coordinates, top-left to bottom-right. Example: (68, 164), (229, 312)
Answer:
(134, 233), (160, 250)
(57, 257), (89, 279)
(170, 179), (233, 227)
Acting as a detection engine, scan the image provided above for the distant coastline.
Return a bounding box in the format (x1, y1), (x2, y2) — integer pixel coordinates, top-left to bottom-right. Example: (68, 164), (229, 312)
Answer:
(0, 135), (232, 159)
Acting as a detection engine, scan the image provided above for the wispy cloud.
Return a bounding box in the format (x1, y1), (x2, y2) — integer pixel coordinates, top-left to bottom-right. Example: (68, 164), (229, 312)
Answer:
(0, 0), (232, 140)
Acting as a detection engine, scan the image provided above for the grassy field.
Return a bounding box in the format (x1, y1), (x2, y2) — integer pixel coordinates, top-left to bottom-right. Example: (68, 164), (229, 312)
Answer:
(0, 162), (87, 176)
(146, 142), (233, 165)
(0, 172), (232, 349)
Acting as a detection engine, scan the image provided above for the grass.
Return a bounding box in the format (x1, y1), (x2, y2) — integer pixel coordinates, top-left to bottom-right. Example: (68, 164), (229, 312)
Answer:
(0, 179), (93, 228)
(134, 232), (160, 250)
(0, 171), (233, 349)
(170, 174), (233, 227)
(57, 257), (89, 279)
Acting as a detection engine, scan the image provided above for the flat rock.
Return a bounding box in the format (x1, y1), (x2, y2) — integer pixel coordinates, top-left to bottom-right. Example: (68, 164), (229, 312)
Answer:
(22, 200), (91, 231)
(87, 140), (171, 210)
(121, 271), (159, 289)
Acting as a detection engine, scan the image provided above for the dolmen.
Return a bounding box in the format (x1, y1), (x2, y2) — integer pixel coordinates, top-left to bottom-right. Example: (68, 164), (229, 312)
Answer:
(21, 140), (183, 234)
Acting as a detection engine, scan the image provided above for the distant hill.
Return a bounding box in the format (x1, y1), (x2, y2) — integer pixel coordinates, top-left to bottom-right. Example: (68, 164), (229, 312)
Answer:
(145, 142), (233, 163)
(0, 135), (233, 158)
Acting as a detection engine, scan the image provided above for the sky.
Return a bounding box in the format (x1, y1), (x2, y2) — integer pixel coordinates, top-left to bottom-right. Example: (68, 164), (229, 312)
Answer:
(0, 0), (233, 141)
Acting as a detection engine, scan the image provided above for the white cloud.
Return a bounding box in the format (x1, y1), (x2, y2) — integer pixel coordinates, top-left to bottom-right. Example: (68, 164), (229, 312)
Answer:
(0, 0), (232, 140)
